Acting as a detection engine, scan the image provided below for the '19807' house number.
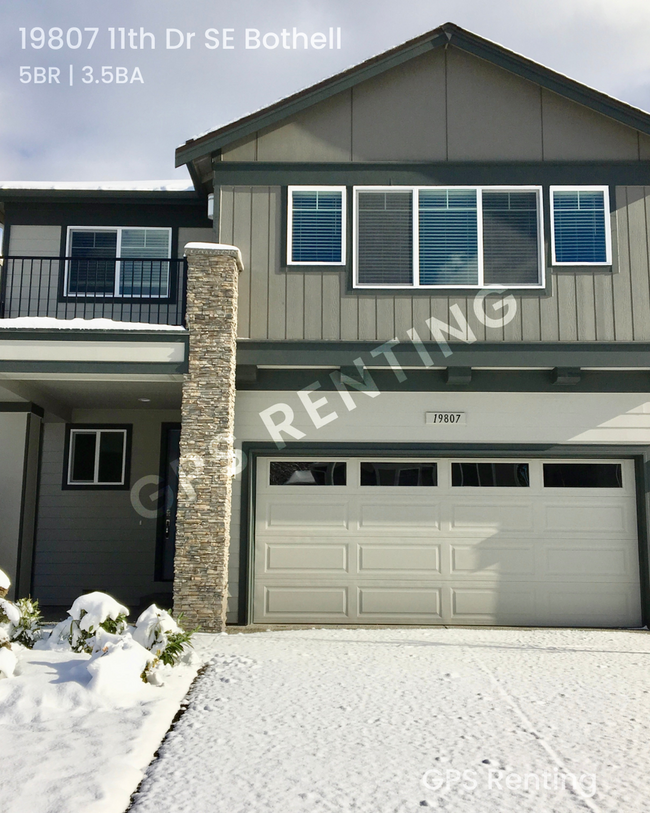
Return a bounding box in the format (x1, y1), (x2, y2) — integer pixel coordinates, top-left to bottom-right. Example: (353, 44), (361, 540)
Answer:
(425, 412), (467, 425)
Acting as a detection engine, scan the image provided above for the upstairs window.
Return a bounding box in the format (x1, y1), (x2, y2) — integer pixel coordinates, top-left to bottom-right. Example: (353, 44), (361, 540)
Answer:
(353, 186), (544, 289)
(551, 186), (611, 265)
(287, 187), (346, 265)
(66, 227), (172, 297)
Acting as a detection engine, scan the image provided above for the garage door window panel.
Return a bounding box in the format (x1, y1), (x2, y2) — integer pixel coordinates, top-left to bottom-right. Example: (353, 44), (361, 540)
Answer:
(269, 461), (346, 486)
(452, 462), (530, 488)
(543, 463), (623, 488)
(360, 462), (437, 487)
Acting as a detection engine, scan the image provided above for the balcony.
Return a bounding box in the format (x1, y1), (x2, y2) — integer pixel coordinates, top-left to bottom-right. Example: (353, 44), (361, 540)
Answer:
(0, 256), (187, 326)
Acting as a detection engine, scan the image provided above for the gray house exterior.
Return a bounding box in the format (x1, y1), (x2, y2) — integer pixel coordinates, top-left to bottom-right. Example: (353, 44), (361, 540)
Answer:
(2, 23), (650, 630)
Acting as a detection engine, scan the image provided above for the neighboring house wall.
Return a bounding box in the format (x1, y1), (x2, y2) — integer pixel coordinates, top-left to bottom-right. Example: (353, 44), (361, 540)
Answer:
(0, 409), (41, 599)
(33, 408), (180, 607)
(220, 48), (650, 163)
(221, 185), (650, 343)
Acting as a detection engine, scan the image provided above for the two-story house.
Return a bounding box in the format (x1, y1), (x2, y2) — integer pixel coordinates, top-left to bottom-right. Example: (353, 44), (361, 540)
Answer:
(2, 23), (650, 630)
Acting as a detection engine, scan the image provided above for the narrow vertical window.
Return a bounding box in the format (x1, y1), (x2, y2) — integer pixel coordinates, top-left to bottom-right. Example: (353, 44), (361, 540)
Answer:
(483, 190), (540, 284)
(419, 189), (478, 285)
(288, 187), (345, 264)
(356, 190), (413, 284)
(551, 187), (611, 265)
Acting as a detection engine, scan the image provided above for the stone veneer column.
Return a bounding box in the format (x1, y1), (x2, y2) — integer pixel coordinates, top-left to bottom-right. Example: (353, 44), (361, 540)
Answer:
(173, 243), (243, 632)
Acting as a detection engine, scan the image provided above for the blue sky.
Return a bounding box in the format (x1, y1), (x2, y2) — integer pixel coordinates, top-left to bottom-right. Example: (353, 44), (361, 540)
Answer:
(2, 0), (650, 181)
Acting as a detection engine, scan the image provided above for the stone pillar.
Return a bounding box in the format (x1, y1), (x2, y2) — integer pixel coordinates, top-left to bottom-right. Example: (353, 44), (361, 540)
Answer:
(173, 243), (243, 632)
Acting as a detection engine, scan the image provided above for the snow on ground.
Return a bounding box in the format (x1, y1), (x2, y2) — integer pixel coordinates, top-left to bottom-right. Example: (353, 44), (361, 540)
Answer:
(0, 317), (186, 331)
(130, 627), (650, 813)
(0, 633), (222, 813)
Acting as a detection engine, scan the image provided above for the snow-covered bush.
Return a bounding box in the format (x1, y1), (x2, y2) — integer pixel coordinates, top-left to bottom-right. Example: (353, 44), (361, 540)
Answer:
(10, 597), (43, 648)
(49, 592), (129, 654)
(0, 567), (10, 599)
(40, 591), (195, 687)
(87, 631), (156, 699)
(133, 604), (195, 668)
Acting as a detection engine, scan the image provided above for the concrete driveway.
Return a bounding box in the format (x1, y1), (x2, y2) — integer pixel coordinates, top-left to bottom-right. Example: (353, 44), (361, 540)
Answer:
(129, 627), (650, 813)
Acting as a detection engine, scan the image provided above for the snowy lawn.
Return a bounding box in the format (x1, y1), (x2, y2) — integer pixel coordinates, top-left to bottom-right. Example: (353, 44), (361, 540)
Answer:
(0, 633), (222, 813)
(128, 627), (650, 813)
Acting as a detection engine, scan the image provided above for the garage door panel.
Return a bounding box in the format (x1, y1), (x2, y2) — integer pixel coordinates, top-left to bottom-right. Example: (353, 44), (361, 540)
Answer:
(263, 586), (348, 617)
(542, 502), (632, 533)
(359, 544), (440, 574)
(265, 501), (349, 530)
(544, 546), (635, 578)
(358, 587), (442, 618)
(451, 544), (536, 577)
(543, 585), (641, 626)
(450, 503), (535, 533)
(264, 543), (348, 574)
(450, 586), (536, 621)
(358, 502), (440, 529)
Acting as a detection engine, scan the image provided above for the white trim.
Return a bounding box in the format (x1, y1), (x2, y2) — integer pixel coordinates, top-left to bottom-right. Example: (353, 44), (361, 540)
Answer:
(550, 185), (612, 266)
(352, 185), (545, 290)
(287, 186), (347, 266)
(64, 226), (173, 297)
(67, 428), (127, 486)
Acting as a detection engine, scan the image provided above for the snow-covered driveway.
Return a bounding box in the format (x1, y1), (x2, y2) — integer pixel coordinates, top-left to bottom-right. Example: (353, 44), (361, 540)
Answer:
(129, 627), (650, 813)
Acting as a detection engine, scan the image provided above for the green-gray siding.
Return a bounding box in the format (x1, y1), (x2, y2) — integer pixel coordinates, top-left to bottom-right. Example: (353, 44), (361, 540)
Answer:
(221, 185), (650, 343)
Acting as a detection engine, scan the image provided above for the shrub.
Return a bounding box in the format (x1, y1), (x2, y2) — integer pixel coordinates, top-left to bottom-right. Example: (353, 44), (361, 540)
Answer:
(9, 597), (43, 648)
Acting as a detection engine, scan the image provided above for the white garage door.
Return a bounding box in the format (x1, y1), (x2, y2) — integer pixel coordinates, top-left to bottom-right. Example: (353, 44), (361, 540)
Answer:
(253, 457), (642, 627)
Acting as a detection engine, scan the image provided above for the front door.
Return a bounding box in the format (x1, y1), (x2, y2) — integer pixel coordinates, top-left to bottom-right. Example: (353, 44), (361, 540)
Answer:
(156, 423), (181, 581)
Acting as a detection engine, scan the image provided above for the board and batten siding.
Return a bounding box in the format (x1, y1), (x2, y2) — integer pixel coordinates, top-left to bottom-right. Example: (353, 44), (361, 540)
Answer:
(220, 47), (650, 164)
(220, 185), (650, 343)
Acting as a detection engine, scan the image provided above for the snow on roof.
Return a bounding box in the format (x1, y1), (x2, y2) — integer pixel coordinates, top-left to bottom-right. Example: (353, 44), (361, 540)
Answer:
(0, 180), (195, 192)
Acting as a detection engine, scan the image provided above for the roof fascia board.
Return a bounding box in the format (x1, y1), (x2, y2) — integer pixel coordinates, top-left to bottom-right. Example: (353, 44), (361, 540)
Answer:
(175, 35), (445, 167)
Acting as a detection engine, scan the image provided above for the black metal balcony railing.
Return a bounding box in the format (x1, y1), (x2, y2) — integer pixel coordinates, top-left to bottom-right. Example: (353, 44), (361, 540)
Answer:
(0, 257), (187, 326)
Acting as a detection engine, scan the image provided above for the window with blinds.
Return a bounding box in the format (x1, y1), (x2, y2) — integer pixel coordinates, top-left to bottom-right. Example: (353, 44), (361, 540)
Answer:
(66, 227), (171, 297)
(551, 187), (611, 265)
(353, 186), (543, 288)
(357, 191), (413, 284)
(288, 187), (345, 264)
(419, 189), (478, 285)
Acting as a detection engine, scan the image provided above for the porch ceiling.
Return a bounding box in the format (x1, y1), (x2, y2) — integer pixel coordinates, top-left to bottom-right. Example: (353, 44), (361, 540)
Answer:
(0, 377), (182, 414)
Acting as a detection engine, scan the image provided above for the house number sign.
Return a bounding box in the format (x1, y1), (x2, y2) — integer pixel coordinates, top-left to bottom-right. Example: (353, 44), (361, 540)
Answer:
(425, 412), (467, 425)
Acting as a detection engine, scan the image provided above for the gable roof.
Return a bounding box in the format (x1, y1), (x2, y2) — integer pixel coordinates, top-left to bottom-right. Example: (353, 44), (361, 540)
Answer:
(175, 22), (650, 170)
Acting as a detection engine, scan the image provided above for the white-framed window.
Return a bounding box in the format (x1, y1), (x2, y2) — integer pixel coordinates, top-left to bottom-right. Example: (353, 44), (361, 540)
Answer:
(550, 186), (612, 266)
(65, 226), (172, 297)
(287, 186), (346, 265)
(353, 186), (545, 289)
(65, 426), (130, 487)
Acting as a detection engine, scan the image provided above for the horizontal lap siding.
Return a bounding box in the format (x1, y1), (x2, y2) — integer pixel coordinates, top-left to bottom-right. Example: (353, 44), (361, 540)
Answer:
(33, 411), (180, 607)
(224, 186), (650, 343)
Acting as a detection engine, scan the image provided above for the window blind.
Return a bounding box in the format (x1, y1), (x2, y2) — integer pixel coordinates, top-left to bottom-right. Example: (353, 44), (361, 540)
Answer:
(418, 189), (478, 285)
(553, 189), (607, 263)
(291, 190), (343, 263)
(357, 191), (413, 284)
(483, 190), (540, 284)
(120, 228), (170, 296)
(69, 230), (117, 294)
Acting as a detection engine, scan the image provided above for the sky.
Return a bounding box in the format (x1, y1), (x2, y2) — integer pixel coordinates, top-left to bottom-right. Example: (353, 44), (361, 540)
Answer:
(2, 0), (650, 182)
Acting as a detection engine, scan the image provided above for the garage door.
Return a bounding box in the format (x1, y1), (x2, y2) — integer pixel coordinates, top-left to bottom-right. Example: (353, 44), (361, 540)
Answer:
(253, 457), (642, 627)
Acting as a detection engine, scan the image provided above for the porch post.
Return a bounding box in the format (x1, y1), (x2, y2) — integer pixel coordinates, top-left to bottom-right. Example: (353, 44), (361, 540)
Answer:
(173, 243), (243, 632)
